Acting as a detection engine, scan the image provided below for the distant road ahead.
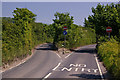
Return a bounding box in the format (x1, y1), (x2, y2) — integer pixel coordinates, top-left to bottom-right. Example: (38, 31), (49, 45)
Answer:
(2, 44), (106, 80)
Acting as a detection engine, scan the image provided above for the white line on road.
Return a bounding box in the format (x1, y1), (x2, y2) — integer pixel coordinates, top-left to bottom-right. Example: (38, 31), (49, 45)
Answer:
(2, 59), (27, 73)
(43, 58), (62, 79)
(56, 53), (61, 58)
(65, 53), (72, 58)
(43, 73), (52, 80)
(15, 60), (26, 68)
(52, 62), (61, 71)
(94, 54), (104, 80)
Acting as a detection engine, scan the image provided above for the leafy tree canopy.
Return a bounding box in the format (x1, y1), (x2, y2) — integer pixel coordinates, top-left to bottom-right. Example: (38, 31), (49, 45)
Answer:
(84, 3), (120, 39)
(52, 12), (74, 45)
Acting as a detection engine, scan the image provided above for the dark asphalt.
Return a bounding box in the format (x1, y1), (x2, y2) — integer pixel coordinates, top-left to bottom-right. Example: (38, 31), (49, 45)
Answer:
(2, 44), (106, 80)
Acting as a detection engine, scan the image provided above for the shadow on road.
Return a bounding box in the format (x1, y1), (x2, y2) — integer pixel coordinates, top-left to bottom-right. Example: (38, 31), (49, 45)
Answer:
(69, 73), (102, 79)
(35, 43), (58, 51)
(70, 48), (96, 54)
(35, 48), (53, 50)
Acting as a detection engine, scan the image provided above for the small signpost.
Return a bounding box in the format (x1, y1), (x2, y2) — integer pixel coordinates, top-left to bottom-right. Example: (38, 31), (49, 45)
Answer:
(63, 26), (67, 54)
(63, 31), (67, 35)
(106, 27), (112, 39)
(63, 26), (67, 30)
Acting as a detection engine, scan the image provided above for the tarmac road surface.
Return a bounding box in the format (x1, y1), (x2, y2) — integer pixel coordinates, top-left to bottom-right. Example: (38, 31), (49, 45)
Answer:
(2, 44), (106, 80)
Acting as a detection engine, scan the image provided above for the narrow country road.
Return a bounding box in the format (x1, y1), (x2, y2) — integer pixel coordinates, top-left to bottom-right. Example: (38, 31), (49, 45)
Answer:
(48, 44), (105, 79)
(2, 44), (107, 80)
(2, 43), (60, 79)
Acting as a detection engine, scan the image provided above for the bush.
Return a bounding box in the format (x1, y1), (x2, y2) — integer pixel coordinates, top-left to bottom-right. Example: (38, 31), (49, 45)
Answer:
(98, 38), (120, 79)
(56, 26), (96, 49)
(2, 18), (53, 66)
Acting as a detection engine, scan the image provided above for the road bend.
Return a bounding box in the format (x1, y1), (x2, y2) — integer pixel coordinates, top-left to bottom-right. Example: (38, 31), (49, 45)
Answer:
(2, 44), (106, 80)
(2, 43), (61, 78)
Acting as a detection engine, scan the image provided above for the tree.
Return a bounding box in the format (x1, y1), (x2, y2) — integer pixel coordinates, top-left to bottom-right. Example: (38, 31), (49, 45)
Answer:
(2, 8), (37, 64)
(84, 3), (120, 41)
(13, 8), (36, 25)
(52, 12), (74, 47)
(12, 8), (36, 52)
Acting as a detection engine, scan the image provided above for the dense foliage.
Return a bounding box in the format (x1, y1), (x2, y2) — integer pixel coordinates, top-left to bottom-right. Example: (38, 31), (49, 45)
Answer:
(52, 12), (74, 46)
(52, 12), (96, 49)
(98, 38), (120, 79)
(1, 3), (120, 79)
(0, 17), (1, 66)
(2, 8), (96, 67)
(2, 8), (53, 66)
(84, 3), (120, 79)
(84, 3), (120, 41)
(56, 24), (96, 49)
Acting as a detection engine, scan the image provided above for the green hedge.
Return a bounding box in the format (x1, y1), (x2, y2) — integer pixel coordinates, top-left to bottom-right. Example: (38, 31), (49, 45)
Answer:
(2, 10), (96, 67)
(2, 18), (53, 66)
(0, 40), (1, 66)
(98, 38), (120, 79)
(56, 26), (96, 49)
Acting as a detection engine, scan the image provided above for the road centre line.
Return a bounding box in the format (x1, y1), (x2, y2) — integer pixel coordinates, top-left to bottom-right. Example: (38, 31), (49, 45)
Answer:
(65, 53), (72, 58)
(42, 73), (52, 80)
(94, 54), (104, 80)
(43, 59), (62, 79)
(52, 62), (61, 71)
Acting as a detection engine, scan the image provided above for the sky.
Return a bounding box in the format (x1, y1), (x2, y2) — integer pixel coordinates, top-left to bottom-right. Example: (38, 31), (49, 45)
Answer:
(1, 1), (119, 26)
(1, 0), (119, 2)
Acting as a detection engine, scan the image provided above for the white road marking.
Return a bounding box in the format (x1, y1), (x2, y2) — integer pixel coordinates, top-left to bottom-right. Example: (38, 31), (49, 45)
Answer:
(65, 53), (72, 58)
(2, 50), (37, 73)
(75, 68), (78, 71)
(61, 66), (99, 73)
(56, 53), (61, 58)
(16, 60), (26, 67)
(94, 54), (104, 80)
(92, 69), (98, 73)
(61, 67), (72, 71)
(43, 73), (52, 80)
(70, 64), (78, 67)
(53, 59), (62, 71)
(52, 62), (61, 71)
(70, 64), (86, 67)
(1, 70), (3, 73)
(2, 60), (27, 73)
(81, 68), (91, 72)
